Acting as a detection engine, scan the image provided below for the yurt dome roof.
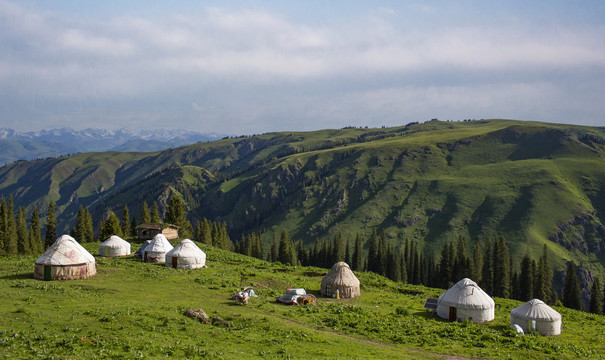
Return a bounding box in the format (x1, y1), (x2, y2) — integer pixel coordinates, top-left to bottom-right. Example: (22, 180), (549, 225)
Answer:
(510, 299), (561, 322)
(437, 278), (494, 310)
(166, 239), (205, 258)
(323, 261), (360, 286)
(100, 235), (129, 248)
(145, 234), (173, 253)
(35, 235), (95, 265)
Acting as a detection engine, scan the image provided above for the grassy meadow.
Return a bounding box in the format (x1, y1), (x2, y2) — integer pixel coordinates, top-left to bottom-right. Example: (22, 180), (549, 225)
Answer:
(1, 241), (603, 359)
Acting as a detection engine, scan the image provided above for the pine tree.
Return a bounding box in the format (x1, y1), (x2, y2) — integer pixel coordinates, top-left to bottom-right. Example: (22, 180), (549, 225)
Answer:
(121, 205), (131, 238)
(418, 252), (427, 285)
(535, 245), (554, 303)
(492, 237), (511, 298)
(367, 229), (379, 273)
(297, 240), (308, 265)
(411, 241), (421, 284)
(603, 279), (605, 315)
(73, 206), (86, 243)
(140, 202), (151, 225)
(387, 245), (401, 282)
(311, 239), (320, 266)
(589, 278), (603, 314)
(278, 229), (296, 265)
(4, 196), (18, 255)
(44, 201), (57, 249)
(399, 251), (408, 284)
(562, 261), (583, 310)
(438, 240), (454, 288)
(352, 233), (363, 271)
(426, 254), (436, 287)
(269, 233), (279, 262)
(519, 254), (534, 301)
(480, 238), (493, 295)
(151, 202), (161, 224)
(211, 223), (219, 247)
(344, 237), (351, 265)
(164, 195), (192, 239)
(512, 271), (520, 301)
(16, 207), (29, 254)
(334, 231), (345, 263)
(99, 211), (122, 241)
(198, 218), (211, 245)
(130, 215), (138, 238)
(254, 233), (264, 260)
(29, 207), (42, 253)
(84, 207), (94, 242)
(217, 222), (232, 251)
(472, 238), (483, 283)
(0, 197), (5, 255)
(378, 230), (388, 276)
(454, 235), (471, 280)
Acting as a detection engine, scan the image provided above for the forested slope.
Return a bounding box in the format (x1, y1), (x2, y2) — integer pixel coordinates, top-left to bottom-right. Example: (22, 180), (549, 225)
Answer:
(1, 119), (604, 282)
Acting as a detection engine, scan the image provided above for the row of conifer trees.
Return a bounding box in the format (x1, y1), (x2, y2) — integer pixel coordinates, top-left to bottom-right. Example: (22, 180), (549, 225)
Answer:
(1, 193), (602, 313)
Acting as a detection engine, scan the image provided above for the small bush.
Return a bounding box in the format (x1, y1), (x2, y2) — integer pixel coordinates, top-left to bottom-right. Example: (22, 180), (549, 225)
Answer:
(395, 306), (410, 316)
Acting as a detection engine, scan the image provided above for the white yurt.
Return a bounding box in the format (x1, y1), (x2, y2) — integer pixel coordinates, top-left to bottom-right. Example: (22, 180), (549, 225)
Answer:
(134, 240), (151, 258)
(165, 239), (206, 269)
(143, 234), (173, 263)
(510, 299), (561, 336)
(98, 235), (131, 257)
(320, 262), (361, 299)
(437, 278), (495, 323)
(34, 234), (96, 281)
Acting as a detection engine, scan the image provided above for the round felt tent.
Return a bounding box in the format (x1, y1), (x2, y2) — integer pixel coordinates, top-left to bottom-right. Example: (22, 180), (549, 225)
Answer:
(143, 234), (173, 263)
(320, 261), (360, 299)
(134, 240), (151, 258)
(437, 278), (494, 323)
(98, 235), (131, 257)
(165, 239), (206, 269)
(510, 299), (561, 336)
(34, 234), (96, 281)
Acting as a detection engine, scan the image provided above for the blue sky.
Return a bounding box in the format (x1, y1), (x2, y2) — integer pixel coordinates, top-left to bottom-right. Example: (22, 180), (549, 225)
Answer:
(1, 1), (604, 134)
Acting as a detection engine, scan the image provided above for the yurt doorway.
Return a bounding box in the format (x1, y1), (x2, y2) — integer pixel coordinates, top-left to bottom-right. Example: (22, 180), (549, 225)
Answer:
(449, 307), (457, 321)
(172, 257), (178, 268)
(44, 265), (51, 281)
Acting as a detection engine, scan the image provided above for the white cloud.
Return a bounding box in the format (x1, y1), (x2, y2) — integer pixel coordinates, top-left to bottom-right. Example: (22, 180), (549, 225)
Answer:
(0, 0), (604, 132)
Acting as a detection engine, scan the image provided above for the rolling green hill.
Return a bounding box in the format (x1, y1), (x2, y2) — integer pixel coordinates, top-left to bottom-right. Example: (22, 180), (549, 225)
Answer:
(1, 119), (605, 283)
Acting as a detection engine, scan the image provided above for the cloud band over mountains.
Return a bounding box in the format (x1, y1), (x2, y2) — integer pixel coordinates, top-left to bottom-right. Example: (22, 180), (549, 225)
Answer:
(1, 1), (604, 133)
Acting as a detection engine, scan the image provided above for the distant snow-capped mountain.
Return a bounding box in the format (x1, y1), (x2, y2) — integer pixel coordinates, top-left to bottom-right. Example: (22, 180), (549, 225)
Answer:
(0, 127), (227, 164)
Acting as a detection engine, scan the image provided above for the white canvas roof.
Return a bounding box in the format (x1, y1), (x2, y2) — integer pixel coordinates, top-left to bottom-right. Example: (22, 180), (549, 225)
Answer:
(510, 299), (561, 322)
(145, 234), (173, 254)
(99, 235), (131, 256)
(165, 239), (206, 268)
(35, 234), (95, 265)
(438, 278), (494, 310)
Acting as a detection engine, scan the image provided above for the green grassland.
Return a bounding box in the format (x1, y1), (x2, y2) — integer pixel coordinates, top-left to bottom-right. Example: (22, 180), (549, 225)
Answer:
(0, 242), (603, 359)
(1, 119), (605, 281)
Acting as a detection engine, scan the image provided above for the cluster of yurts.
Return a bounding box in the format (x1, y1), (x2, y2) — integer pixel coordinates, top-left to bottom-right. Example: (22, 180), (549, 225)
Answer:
(33, 235), (561, 336)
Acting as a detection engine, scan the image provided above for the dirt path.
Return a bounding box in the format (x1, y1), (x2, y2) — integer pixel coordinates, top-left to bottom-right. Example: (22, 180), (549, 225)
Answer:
(274, 315), (489, 360)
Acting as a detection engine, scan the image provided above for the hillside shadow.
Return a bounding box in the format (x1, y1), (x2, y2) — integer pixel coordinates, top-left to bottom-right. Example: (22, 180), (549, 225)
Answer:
(499, 186), (533, 231)
(468, 196), (496, 239)
(424, 194), (458, 244)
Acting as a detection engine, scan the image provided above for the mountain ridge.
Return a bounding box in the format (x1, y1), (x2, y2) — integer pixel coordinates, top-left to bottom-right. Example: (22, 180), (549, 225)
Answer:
(0, 127), (227, 163)
(1, 119), (604, 286)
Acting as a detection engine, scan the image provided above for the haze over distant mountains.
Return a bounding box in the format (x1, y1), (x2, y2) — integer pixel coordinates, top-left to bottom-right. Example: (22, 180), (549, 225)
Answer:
(0, 127), (227, 164)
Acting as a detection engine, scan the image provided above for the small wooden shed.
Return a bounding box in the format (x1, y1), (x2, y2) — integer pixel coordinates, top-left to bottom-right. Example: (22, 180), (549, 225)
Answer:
(136, 224), (179, 241)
